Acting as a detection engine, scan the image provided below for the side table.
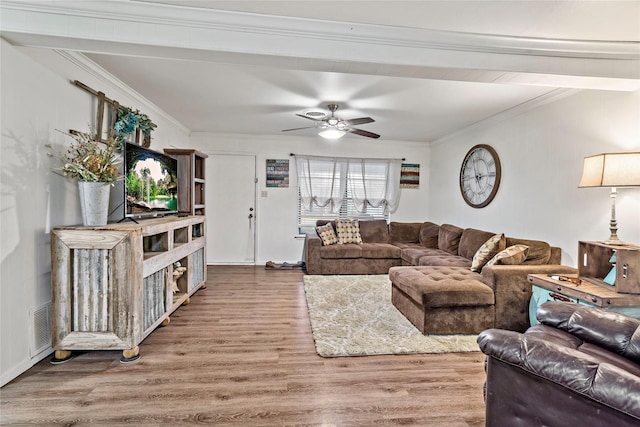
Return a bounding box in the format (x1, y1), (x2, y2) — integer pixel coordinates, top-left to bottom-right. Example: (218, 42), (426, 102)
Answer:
(527, 273), (640, 326)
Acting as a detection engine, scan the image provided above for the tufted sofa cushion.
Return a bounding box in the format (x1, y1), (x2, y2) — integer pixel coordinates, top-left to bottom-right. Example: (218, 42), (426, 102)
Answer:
(389, 266), (494, 307)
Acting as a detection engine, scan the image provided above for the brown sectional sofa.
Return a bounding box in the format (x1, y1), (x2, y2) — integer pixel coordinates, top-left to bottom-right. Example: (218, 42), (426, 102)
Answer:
(305, 220), (577, 333)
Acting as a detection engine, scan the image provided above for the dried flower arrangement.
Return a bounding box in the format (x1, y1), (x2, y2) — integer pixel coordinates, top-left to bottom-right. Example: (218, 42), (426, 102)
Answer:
(47, 128), (123, 184)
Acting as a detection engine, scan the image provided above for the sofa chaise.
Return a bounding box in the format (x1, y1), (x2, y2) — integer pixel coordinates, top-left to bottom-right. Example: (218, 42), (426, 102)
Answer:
(305, 219), (576, 333)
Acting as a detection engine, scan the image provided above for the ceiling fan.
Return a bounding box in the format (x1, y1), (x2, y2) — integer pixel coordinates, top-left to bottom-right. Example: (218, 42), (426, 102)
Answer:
(282, 104), (380, 139)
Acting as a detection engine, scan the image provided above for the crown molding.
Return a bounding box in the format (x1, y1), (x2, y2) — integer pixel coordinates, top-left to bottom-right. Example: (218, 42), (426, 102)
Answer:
(430, 88), (581, 145)
(53, 50), (190, 135)
(2, 1), (638, 62)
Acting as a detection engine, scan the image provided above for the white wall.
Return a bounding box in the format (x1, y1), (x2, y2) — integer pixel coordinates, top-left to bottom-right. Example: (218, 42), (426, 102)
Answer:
(429, 89), (640, 266)
(0, 42), (191, 386)
(188, 133), (431, 264)
(3, 38), (637, 387)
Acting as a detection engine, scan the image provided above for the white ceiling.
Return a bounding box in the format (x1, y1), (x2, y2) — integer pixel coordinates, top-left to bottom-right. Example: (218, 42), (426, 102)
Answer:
(4, 1), (640, 143)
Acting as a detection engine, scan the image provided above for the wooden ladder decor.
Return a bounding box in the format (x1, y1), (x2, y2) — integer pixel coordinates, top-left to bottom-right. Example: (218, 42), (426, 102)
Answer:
(72, 80), (155, 147)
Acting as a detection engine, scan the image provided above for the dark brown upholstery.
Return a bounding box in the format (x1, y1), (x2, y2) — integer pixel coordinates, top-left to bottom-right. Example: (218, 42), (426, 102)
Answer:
(437, 224), (464, 254)
(389, 266), (495, 334)
(360, 243), (401, 259)
(359, 219), (389, 243)
(304, 220), (571, 333)
(401, 247), (451, 265)
(419, 222), (440, 248)
(506, 237), (552, 265)
(478, 302), (640, 427)
(317, 244), (362, 259)
(457, 228), (502, 260)
(389, 222), (422, 243)
(417, 255), (472, 268)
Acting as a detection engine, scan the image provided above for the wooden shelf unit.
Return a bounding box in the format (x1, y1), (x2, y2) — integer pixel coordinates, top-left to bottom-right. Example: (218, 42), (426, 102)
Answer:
(164, 149), (208, 216)
(50, 216), (206, 362)
(578, 241), (640, 294)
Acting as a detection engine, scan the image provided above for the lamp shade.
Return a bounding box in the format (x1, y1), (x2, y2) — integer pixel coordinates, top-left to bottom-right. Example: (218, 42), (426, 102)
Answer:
(318, 128), (346, 140)
(578, 152), (640, 188)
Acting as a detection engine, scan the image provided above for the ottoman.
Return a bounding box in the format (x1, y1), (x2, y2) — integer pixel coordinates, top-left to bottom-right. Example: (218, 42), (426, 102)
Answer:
(389, 266), (495, 335)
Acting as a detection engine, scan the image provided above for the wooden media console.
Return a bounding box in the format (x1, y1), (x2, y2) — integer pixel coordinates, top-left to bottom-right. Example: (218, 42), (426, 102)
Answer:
(50, 216), (206, 362)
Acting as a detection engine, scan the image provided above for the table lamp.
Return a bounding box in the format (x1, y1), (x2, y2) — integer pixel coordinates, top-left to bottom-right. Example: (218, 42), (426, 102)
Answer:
(578, 152), (640, 245)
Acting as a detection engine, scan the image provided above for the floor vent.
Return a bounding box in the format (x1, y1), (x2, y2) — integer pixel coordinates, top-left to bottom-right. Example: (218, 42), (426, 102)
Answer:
(31, 303), (52, 357)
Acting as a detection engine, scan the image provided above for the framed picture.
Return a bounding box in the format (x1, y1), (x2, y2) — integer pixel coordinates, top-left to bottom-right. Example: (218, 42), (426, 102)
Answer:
(400, 163), (420, 188)
(266, 159), (289, 188)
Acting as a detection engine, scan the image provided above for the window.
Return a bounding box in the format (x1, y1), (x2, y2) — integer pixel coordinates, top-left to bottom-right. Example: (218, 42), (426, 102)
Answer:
(296, 156), (399, 232)
(298, 185), (390, 231)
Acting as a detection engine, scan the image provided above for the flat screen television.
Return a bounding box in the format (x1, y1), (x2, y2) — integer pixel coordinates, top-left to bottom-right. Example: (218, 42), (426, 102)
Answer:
(124, 143), (178, 218)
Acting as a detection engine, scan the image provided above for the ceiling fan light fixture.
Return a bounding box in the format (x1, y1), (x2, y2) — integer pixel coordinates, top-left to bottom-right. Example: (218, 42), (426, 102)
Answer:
(319, 128), (346, 140)
(302, 109), (327, 119)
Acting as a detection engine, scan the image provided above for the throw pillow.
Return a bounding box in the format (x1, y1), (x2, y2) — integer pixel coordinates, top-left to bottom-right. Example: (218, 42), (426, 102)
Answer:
(335, 219), (363, 244)
(486, 245), (529, 266)
(470, 233), (505, 272)
(316, 223), (338, 246)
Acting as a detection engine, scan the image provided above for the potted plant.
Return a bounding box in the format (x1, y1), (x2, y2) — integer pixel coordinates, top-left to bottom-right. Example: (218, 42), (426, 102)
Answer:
(48, 128), (122, 226)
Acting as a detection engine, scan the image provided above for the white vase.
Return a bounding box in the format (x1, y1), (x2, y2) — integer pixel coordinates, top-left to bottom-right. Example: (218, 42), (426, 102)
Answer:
(78, 181), (110, 226)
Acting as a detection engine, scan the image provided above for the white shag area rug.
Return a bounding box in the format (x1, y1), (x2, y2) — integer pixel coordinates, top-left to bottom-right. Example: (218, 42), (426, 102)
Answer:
(303, 274), (480, 357)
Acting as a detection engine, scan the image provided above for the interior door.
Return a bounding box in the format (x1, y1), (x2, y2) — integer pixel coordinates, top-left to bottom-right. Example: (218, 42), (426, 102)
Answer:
(206, 154), (256, 264)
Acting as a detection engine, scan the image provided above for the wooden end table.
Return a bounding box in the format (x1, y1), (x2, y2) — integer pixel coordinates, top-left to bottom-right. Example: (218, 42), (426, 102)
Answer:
(527, 273), (640, 326)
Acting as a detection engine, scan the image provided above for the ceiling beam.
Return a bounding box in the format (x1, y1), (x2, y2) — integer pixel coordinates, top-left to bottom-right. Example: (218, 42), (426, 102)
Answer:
(2, 0), (639, 91)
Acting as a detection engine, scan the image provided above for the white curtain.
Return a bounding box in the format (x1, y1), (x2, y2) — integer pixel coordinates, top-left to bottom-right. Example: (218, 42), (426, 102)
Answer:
(295, 155), (402, 215)
(295, 155), (347, 214)
(348, 158), (402, 215)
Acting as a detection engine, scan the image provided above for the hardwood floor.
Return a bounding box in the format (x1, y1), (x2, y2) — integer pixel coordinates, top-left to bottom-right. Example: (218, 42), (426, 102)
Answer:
(1, 266), (487, 426)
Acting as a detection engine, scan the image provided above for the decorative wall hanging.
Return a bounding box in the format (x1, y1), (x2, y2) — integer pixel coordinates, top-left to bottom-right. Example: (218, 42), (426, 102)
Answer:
(73, 80), (156, 147)
(266, 159), (289, 188)
(400, 163), (420, 188)
(459, 144), (501, 208)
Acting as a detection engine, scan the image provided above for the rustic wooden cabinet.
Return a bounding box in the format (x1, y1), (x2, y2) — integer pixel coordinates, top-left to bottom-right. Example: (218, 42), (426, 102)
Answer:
(164, 149), (207, 216)
(578, 241), (640, 294)
(50, 216), (206, 362)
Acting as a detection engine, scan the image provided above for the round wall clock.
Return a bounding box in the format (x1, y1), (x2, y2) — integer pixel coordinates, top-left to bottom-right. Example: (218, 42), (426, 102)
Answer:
(459, 144), (501, 208)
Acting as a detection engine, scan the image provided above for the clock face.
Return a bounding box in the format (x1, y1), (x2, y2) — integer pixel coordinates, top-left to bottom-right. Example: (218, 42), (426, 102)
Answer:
(459, 144), (501, 208)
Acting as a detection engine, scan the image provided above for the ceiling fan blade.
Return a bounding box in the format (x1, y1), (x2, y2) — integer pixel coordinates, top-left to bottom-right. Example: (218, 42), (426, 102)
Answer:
(343, 117), (374, 126)
(295, 113), (324, 122)
(347, 128), (380, 139)
(282, 126), (316, 132)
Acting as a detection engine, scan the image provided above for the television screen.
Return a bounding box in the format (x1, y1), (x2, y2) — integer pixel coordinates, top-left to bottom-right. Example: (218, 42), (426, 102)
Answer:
(125, 143), (178, 217)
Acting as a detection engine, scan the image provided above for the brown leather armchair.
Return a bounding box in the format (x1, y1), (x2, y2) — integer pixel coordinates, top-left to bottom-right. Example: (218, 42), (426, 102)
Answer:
(477, 301), (640, 427)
